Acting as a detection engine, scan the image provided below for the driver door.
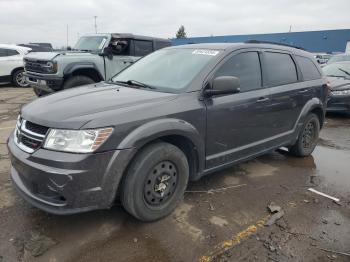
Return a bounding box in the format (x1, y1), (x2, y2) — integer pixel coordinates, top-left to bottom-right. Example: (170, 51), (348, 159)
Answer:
(205, 51), (273, 169)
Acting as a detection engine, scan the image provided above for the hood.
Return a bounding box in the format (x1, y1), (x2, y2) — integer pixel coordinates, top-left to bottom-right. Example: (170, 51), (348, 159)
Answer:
(327, 77), (350, 91)
(24, 50), (97, 61)
(21, 82), (177, 129)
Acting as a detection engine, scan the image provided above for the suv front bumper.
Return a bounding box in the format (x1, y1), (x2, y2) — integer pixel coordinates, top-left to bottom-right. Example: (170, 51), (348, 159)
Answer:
(327, 94), (350, 113)
(24, 72), (63, 92)
(7, 132), (135, 215)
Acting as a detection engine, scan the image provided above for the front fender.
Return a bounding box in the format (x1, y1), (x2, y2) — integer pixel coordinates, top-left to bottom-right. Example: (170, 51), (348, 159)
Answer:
(118, 118), (205, 172)
(63, 62), (104, 79)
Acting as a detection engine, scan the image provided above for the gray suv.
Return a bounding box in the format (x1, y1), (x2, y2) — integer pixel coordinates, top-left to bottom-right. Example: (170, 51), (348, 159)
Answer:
(8, 42), (328, 221)
(24, 33), (170, 96)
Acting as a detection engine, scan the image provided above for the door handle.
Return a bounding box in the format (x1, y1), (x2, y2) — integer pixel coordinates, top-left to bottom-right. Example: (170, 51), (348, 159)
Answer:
(298, 89), (309, 94)
(256, 97), (270, 102)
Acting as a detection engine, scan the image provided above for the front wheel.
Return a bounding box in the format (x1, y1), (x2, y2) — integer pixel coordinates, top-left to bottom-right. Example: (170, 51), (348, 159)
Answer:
(12, 69), (29, 87)
(121, 142), (189, 221)
(62, 75), (95, 90)
(289, 113), (320, 157)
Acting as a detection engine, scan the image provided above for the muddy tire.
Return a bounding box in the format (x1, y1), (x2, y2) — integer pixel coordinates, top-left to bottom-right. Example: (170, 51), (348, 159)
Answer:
(62, 75), (95, 90)
(289, 113), (320, 157)
(12, 69), (29, 87)
(121, 142), (189, 222)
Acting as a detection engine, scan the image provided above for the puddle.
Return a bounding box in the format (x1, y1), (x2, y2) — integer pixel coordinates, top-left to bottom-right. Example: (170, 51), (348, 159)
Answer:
(311, 145), (350, 197)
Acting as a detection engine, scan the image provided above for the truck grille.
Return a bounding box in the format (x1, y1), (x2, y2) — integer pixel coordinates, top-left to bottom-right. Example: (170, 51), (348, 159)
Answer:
(14, 117), (49, 153)
(24, 58), (50, 74)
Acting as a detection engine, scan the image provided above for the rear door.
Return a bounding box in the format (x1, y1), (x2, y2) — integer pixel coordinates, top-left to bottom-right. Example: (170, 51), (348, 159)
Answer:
(205, 50), (273, 169)
(260, 51), (304, 137)
(0, 48), (21, 78)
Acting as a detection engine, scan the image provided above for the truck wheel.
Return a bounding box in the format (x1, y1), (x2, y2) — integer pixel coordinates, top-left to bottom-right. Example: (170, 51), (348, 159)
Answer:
(12, 69), (29, 87)
(62, 75), (95, 90)
(121, 142), (189, 221)
(33, 88), (48, 97)
(289, 113), (320, 157)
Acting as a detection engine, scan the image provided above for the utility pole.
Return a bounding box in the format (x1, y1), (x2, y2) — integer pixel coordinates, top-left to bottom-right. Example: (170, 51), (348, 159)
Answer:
(66, 24), (69, 48)
(94, 16), (98, 33)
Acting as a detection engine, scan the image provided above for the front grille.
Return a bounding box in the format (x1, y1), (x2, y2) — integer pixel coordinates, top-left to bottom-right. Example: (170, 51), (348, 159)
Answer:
(14, 118), (49, 153)
(24, 59), (50, 74)
(25, 121), (49, 135)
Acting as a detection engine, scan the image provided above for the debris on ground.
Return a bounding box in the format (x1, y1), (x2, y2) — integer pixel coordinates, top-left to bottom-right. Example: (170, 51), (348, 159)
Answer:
(133, 238), (138, 243)
(13, 231), (57, 257)
(267, 202), (282, 213)
(185, 184), (247, 194)
(318, 247), (350, 258)
(307, 188), (340, 202)
(265, 202), (285, 226)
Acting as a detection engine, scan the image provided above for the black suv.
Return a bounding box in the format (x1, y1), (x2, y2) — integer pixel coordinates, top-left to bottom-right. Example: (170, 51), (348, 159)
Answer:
(8, 42), (328, 221)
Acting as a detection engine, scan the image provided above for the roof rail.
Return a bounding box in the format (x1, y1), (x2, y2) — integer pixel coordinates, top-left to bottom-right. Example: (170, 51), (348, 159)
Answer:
(245, 40), (305, 50)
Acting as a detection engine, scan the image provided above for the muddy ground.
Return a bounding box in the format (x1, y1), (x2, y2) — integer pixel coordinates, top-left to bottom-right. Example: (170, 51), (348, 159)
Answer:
(0, 86), (349, 262)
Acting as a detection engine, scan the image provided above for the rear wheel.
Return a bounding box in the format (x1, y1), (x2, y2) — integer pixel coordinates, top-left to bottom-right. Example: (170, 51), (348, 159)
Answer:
(289, 113), (320, 157)
(12, 69), (29, 87)
(62, 75), (95, 90)
(121, 142), (189, 221)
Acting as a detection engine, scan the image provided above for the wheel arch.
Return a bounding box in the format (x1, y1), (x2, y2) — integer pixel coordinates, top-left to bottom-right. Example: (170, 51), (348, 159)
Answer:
(296, 97), (325, 130)
(63, 63), (104, 82)
(11, 67), (24, 76)
(117, 118), (205, 181)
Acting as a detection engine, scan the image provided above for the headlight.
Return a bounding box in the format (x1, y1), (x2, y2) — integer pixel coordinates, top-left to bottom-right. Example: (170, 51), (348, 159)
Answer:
(44, 128), (113, 153)
(42, 61), (57, 73)
(331, 89), (350, 96)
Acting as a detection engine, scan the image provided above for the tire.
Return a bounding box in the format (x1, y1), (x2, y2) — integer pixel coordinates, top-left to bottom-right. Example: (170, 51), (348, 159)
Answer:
(62, 75), (95, 90)
(12, 69), (29, 87)
(289, 113), (320, 157)
(33, 88), (47, 97)
(121, 142), (189, 222)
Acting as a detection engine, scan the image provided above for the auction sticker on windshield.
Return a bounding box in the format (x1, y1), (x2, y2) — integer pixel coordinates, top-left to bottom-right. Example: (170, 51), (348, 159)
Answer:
(192, 49), (219, 56)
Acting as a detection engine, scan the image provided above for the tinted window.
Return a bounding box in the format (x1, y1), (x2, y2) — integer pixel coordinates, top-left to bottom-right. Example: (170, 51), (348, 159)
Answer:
(296, 56), (321, 80)
(264, 52), (298, 86)
(7, 49), (19, 56)
(134, 40), (153, 56)
(214, 52), (262, 92)
(0, 48), (7, 57)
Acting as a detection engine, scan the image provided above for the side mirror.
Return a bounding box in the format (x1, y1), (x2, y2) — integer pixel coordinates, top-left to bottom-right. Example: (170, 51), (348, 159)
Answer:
(204, 76), (240, 97)
(100, 46), (113, 60)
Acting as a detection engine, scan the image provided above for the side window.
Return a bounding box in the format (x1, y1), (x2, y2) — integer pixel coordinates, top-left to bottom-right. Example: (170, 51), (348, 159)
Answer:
(6, 49), (19, 56)
(134, 40), (153, 56)
(214, 52), (262, 92)
(296, 56), (321, 81)
(0, 48), (7, 57)
(264, 52), (298, 86)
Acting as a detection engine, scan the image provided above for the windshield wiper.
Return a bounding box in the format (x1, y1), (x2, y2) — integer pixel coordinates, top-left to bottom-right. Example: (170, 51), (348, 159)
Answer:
(113, 80), (156, 89)
(338, 68), (350, 77)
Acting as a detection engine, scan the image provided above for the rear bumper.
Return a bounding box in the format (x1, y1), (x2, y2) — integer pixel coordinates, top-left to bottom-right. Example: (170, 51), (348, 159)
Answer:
(24, 72), (63, 92)
(327, 95), (350, 113)
(7, 132), (135, 215)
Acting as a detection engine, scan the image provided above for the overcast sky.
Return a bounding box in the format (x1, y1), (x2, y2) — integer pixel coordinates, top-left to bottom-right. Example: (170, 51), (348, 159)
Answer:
(0, 0), (349, 48)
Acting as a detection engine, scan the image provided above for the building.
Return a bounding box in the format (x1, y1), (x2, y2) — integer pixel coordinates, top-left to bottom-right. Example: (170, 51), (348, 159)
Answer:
(171, 29), (350, 53)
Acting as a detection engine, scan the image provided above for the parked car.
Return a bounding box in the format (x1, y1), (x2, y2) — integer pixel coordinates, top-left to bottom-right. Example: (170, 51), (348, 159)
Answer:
(314, 53), (332, 65)
(327, 53), (350, 64)
(8, 42), (328, 221)
(323, 61), (350, 114)
(18, 43), (53, 52)
(0, 44), (31, 87)
(23, 33), (171, 96)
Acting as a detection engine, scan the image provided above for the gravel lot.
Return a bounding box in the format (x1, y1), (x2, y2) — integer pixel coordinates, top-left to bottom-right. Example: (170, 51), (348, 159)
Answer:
(0, 86), (350, 262)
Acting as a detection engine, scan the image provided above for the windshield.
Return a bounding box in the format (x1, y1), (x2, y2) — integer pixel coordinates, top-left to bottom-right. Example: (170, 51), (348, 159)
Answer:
(112, 48), (221, 92)
(74, 36), (108, 51)
(323, 63), (350, 78)
(327, 55), (350, 64)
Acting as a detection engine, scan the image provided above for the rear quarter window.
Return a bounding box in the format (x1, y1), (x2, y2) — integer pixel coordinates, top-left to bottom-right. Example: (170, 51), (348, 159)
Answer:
(134, 40), (153, 56)
(295, 56), (321, 81)
(264, 52), (298, 86)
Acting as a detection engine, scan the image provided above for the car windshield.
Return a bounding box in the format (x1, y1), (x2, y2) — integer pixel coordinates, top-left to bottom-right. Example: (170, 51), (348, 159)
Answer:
(74, 36), (108, 51)
(112, 48), (221, 92)
(327, 55), (350, 64)
(323, 63), (350, 78)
